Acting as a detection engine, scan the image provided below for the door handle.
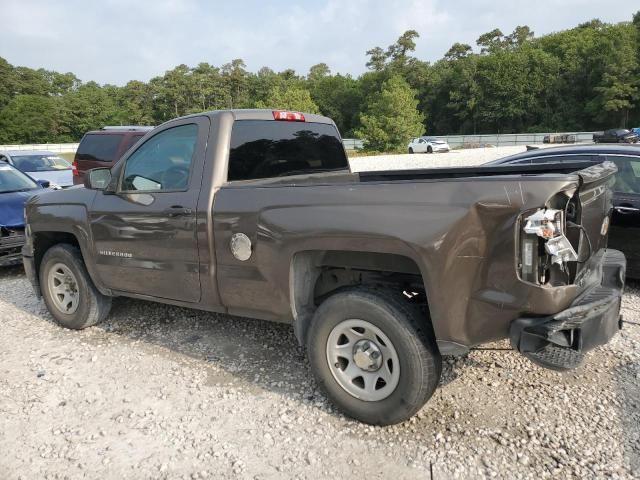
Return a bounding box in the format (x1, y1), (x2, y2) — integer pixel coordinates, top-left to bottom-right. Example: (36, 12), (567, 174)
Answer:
(614, 206), (639, 214)
(163, 206), (193, 217)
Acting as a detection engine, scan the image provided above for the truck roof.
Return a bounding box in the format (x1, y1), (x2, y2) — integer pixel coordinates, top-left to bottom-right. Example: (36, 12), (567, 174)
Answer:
(164, 109), (336, 127)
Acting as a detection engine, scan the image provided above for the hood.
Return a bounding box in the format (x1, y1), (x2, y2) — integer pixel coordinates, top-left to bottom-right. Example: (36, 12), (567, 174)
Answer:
(24, 169), (73, 188)
(0, 189), (40, 228)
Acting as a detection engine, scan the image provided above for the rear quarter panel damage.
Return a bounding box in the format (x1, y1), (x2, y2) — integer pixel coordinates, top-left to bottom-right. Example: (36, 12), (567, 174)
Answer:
(213, 174), (582, 349)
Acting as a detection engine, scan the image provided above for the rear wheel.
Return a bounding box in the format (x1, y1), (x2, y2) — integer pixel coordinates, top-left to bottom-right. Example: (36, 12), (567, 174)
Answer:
(427, 146), (433, 153)
(307, 288), (442, 425)
(40, 244), (111, 329)
(408, 147), (414, 154)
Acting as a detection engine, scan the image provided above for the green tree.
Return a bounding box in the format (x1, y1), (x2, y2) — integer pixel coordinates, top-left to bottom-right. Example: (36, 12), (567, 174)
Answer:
(505, 26), (534, 48)
(57, 82), (126, 139)
(0, 57), (14, 110)
(589, 24), (639, 126)
(256, 85), (319, 113)
(365, 47), (387, 71)
(444, 42), (472, 61)
(0, 95), (61, 143)
(476, 29), (505, 54)
(221, 59), (249, 108)
(365, 30), (420, 73)
(121, 80), (155, 125)
(307, 63), (331, 82)
(310, 74), (361, 134)
(355, 75), (424, 152)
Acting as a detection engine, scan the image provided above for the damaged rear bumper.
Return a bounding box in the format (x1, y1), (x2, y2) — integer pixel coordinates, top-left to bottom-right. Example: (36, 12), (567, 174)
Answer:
(510, 249), (625, 370)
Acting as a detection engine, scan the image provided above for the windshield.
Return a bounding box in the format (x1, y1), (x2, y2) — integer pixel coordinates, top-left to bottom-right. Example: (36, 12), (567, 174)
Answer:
(0, 164), (38, 193)
(12, 154), (72, 172)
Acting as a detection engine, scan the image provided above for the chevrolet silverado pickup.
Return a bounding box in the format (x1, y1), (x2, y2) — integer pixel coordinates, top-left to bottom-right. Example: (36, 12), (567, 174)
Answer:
(23, 109), (625, 425)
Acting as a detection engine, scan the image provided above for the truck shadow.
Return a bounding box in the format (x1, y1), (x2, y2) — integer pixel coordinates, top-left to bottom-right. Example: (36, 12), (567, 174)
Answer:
(98, 294), (468, 397)
(0, 264), (468, 413)
(0, 264), (26, 279)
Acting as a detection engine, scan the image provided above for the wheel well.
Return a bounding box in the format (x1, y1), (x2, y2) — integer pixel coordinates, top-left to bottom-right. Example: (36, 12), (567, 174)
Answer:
(290, 250), (432, 345)
(33, 231), (81, 278)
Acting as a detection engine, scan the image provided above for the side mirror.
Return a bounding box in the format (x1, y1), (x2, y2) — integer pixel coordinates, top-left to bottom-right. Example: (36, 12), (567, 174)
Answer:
(36, 179), (51, 188)
(84, 168), (112, 190)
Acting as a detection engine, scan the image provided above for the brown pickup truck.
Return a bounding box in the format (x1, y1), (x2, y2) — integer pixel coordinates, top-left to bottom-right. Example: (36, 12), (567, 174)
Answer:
(22, 110), (626, 425)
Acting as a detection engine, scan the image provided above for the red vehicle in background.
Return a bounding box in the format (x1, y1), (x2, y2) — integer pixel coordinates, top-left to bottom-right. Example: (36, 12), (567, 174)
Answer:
(72, 126), (153, 184)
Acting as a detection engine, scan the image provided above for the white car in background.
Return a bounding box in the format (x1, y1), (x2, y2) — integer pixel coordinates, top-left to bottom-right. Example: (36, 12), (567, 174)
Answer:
(408, 136), (450, 154)
(0, 150), (73, 189)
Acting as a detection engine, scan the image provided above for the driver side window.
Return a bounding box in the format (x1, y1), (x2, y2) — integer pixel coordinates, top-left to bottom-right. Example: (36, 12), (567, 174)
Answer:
(121, 124), (198, 192)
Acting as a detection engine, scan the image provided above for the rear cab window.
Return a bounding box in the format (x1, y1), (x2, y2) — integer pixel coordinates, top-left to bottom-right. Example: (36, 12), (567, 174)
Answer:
(122, 133), (146, 154)
(228, 120), (348, 181)
(76, 134), (123, 163)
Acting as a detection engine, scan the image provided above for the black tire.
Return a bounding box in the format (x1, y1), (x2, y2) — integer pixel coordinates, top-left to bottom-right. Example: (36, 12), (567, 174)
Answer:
(307, 288), (442, 425)
(408, 147), (414, 154)
(427, 146), (433, 153)
(39, 244), (111, 329)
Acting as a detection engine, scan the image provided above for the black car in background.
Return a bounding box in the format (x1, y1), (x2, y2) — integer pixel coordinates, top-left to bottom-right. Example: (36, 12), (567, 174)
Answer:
(593, 129), (639, 144)
(489, 144), (640, 278)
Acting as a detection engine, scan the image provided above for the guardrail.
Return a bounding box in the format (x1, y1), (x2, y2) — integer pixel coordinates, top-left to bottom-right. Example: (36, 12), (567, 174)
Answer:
(344, 132), (597, 150)
(436, 132), (596, 148)
(0, 143), (79, 153)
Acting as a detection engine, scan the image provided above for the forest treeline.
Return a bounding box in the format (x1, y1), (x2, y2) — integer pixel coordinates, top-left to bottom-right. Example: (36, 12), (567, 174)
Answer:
(1, 12), (639, 152)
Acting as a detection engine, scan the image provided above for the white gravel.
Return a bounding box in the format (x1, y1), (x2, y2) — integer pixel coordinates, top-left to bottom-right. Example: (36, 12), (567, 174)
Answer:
(1, 146), (639, 479)
(1, 275), (639, 479)
(348, 145), (551, 172)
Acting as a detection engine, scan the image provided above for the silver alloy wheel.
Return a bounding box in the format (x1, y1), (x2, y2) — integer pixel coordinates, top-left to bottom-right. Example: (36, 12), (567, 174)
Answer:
(47, 263), (80, 314)
(326, 319), (400, 401)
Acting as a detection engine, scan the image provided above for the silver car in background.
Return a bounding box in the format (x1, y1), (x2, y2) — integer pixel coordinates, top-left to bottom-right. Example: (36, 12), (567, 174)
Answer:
(0, 150), (73, 189)
(407, 136), (450, 154)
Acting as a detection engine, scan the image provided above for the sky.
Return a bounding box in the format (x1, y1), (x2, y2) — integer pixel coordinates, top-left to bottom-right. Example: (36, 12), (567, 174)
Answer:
(1, 0), (638, 86)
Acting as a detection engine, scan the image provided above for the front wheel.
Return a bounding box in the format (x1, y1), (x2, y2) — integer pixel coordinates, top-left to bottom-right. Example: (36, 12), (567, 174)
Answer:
(307, 288), (442, 425)
(408, 147), (414, 154)
(427, 146), (433, 153)
(40, 244), (111, 329)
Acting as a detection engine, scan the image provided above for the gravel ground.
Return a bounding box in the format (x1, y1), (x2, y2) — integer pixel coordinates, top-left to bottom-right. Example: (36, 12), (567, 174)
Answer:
(1, 146), (639, 479)
(348, 145), (555, 172)
(1, 267), (639, 480)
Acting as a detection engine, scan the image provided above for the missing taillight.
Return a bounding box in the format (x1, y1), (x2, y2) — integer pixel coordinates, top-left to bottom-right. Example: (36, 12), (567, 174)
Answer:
(523, 208), (578, 266)
(272, 111), (305, 122)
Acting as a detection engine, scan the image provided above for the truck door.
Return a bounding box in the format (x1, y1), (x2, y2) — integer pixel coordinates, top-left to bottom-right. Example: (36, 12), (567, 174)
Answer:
(89, 116), (210, 302)
(606, 155), (640, 278)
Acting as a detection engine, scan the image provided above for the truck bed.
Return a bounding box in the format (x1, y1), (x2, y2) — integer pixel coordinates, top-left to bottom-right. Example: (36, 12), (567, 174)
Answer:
(358, 161), (595, 182)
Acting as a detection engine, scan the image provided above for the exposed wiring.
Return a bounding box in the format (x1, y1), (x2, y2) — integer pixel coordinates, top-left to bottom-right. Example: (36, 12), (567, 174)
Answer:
(567, 221), (592, 263)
